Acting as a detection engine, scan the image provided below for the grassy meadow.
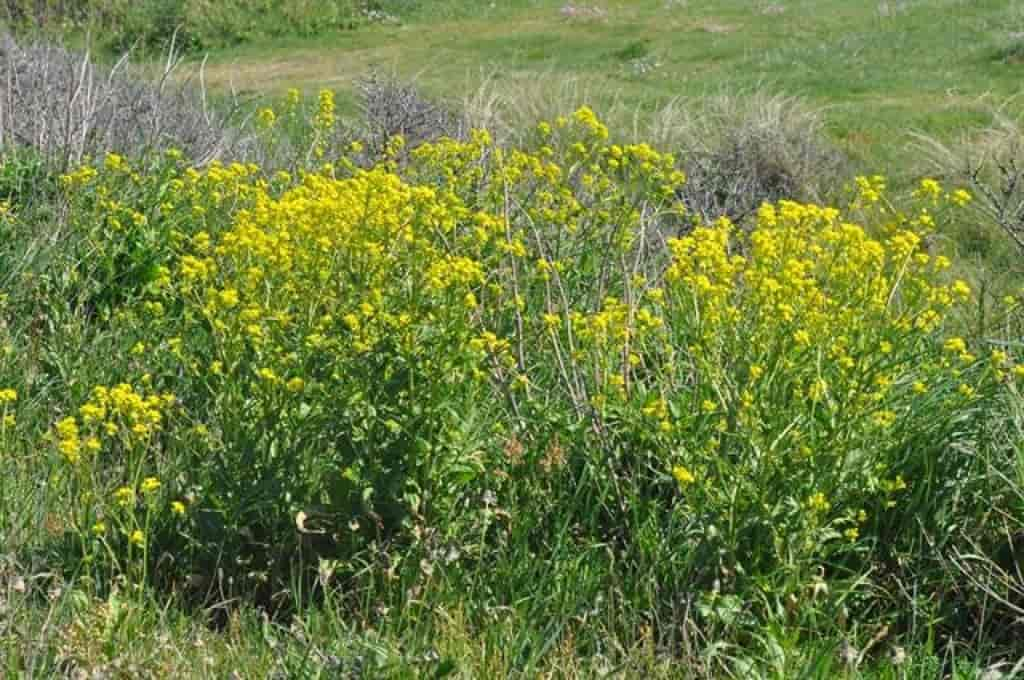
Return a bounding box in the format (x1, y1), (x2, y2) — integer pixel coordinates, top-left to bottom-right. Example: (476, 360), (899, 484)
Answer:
(1, 1), (1024, 678)
(193, 1), (1023, 170)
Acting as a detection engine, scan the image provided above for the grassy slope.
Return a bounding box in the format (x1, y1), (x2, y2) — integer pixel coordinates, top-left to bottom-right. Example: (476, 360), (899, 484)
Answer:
(194, 0), (1024, 176)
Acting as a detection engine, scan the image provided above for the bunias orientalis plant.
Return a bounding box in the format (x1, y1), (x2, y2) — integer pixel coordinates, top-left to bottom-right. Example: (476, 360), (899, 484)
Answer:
(50, 382), (184, 594)
(45, 104), (1022, 631)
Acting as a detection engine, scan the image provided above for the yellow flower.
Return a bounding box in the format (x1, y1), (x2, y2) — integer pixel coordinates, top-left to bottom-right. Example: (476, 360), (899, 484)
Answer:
(806, 492), (830, 513)
(286, 377), (305, 393)
(57, 436), (81, 462)
(809, 378), (828, 401)
(0, 388), (16, 403)
(171, 500), (187, 516)
(672, 465), (696, 487)
(129, 529), (145, 547)
(56, 416), (79, 440)
(140, 477), (162, 495)
(915, 178), (942, 201)
(884, 475), (908, 493)
(872, 410), (897, 428)
(91, 522), (107, 536)
(104, 153), (127, 172)
(951, 280), (971, 300)
(314, 88), (336, 130)
(113, 486), (135, 508)
(218, 288), (240, 309)
(256, 107), (277, 129)
(949, 189), (972, 207)
(943, 337), (967, 354)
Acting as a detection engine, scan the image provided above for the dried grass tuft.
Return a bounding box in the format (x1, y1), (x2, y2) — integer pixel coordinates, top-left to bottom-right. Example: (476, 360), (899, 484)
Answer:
(356, 71), (465, 152)
(0, 31), (251, 170)
(912, 101), (1024, 253)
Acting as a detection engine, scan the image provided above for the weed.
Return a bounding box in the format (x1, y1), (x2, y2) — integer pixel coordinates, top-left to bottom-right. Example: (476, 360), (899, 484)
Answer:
(612, 39), (651, 63)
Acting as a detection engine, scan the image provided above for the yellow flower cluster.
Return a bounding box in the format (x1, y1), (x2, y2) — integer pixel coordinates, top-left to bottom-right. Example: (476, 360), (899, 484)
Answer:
(672, 465), (696, 487)
(51, 102), (1003, 578)
(256, 107), (277, 129)
(666, 197), (969, 374)
(56, 384), (175, 463)
(0, 387), (14, 430)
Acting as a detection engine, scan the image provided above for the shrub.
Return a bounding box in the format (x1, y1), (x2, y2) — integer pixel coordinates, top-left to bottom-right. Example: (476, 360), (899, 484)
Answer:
(914, 111), (1024, 256)
(357, 72), (465, 153)
(38, 104), (1021, 651)
(0, 32), (249, 170)
(648, 92), (847, 223)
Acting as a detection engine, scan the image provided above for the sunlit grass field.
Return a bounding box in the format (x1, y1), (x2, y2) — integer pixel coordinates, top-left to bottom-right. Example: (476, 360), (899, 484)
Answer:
(194, 0), (1023, 175)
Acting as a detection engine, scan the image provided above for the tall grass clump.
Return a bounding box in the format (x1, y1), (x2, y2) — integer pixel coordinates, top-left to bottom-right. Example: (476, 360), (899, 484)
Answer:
(3, 86), (1024, 673)
(915, 108), (1024, 258)
(647, 92), (847, 222)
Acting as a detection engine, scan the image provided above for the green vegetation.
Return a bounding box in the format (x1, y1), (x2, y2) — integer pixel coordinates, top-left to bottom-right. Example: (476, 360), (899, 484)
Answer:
(181, 0), (1022, 173)
(2, 1), (1024, 677)
(1, 0), (401, 51)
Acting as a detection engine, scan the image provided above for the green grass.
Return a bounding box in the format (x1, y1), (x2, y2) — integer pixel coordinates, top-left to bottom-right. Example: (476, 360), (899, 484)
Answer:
(190, 0), (1023, 178)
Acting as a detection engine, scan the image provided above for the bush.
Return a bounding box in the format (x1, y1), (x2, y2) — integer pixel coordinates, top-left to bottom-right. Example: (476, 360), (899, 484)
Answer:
(33, 103), (1021, 644)
(915, 110), (1024, 255)
(1, 69), (1023, 666)
(357, 72), (465, 153)
(648, 92), (848, 223)
(0, 32), (249, 170)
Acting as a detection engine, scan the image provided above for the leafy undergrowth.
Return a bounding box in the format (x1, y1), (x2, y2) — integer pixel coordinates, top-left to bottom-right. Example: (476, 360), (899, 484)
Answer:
(2, 95), (1024, 677)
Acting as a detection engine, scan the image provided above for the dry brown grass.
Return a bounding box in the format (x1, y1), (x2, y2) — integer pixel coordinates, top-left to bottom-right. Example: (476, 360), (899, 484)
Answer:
(913, 101), (1024, 253)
